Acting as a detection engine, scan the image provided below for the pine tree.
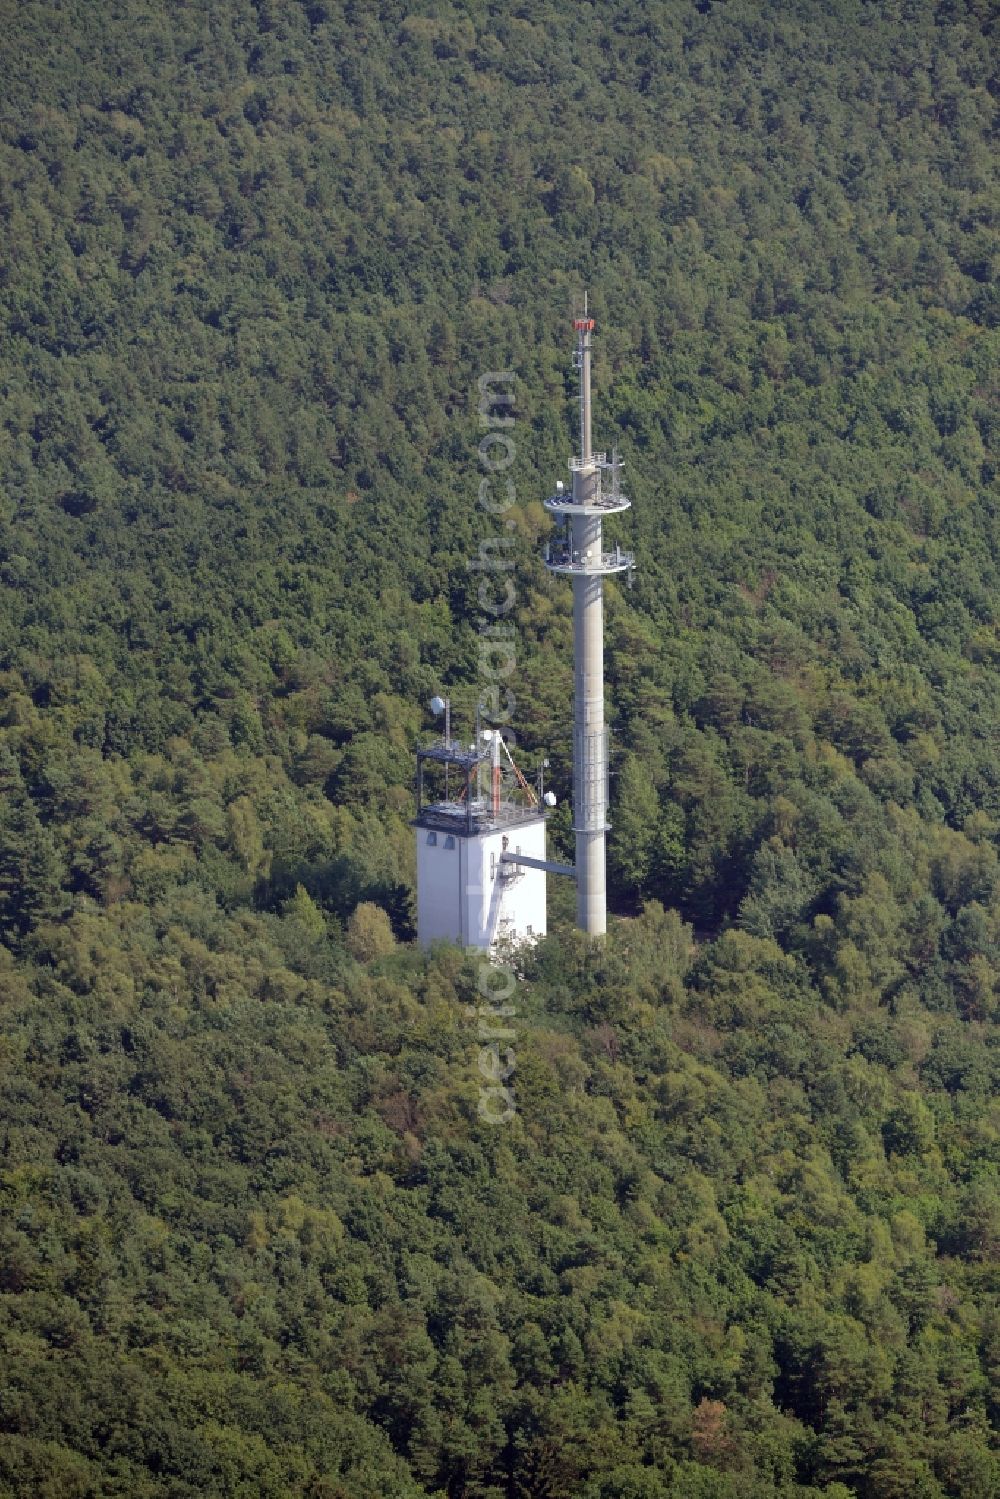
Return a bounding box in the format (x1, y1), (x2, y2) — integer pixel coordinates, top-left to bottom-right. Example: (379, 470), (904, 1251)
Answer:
(0, 748), (63, 945)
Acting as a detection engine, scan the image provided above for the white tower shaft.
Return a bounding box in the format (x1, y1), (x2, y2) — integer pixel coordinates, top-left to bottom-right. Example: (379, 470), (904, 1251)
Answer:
(572, 317), (606, 935)
(543, 305), (634, 938)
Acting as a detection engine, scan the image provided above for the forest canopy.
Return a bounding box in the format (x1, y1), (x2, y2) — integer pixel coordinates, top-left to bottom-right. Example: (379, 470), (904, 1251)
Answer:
(0, 1), (998, 1495)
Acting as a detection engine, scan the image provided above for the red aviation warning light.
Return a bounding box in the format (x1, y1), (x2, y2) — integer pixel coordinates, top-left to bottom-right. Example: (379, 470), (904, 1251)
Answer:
(573, 290), (595, 332)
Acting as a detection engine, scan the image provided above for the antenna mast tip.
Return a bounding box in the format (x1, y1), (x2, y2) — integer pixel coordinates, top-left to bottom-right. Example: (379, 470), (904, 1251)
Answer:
(572, 289), (595, 333)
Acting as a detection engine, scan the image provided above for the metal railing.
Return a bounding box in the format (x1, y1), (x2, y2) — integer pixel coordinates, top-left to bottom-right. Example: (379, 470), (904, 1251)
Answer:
(569, 452), (607, 470)
(544, 488), (631, 514)
(418, 798), (545, 833)
(544, 543), (635, 576)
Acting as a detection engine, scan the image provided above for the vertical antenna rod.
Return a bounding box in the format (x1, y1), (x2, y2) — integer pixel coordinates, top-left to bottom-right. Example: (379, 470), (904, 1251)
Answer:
(579, 290), (592, 462)
(544, 300), (635, 938)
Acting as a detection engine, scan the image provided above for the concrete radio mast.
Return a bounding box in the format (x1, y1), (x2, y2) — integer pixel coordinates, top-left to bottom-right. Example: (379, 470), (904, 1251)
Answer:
(544, 298), (635, 936)
(414, 300), (634, 951)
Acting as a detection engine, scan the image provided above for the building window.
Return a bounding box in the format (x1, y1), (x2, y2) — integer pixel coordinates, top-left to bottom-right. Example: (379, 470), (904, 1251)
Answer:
(426, 831), (437, 846)
(444, 835), (456, 850)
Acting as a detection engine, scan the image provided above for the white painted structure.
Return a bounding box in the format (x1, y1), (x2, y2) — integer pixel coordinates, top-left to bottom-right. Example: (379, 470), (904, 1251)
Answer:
(414, 725), (548, 951)
(415, 304), (636, 948)
(416, 812), (547, 950)
(543, 301), (635, 936)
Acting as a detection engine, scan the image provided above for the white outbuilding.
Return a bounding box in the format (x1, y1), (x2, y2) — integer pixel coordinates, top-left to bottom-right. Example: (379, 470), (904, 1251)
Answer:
(414, 716), (551, 951)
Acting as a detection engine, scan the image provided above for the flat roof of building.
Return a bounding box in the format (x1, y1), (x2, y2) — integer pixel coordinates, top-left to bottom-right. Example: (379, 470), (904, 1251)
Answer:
(414, 799), (546, 836)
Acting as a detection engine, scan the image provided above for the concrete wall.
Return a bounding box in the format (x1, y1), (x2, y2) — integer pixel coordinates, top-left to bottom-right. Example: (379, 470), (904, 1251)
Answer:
(416, 816), (548, 949)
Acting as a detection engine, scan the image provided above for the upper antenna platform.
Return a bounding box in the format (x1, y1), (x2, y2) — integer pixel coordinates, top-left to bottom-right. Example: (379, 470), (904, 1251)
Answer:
(573, 288), (594, 332)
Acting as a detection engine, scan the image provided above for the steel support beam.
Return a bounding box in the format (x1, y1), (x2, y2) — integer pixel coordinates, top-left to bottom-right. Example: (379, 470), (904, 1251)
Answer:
(499, 852), (577, 879)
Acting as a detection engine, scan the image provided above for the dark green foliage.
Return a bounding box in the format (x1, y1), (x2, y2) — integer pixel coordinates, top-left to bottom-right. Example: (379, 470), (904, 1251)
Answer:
(0, 0), (998, 1493)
